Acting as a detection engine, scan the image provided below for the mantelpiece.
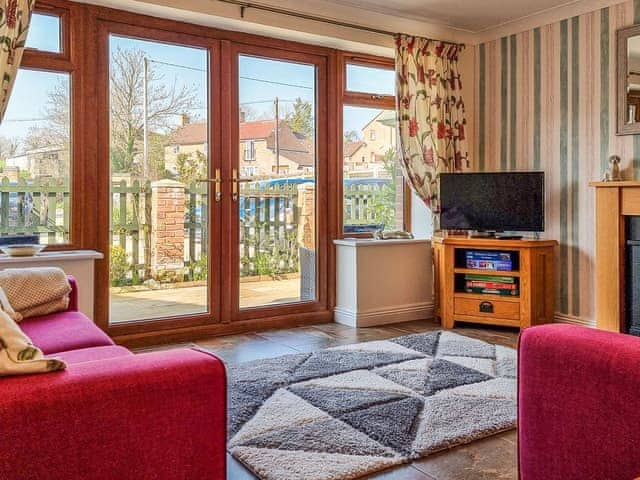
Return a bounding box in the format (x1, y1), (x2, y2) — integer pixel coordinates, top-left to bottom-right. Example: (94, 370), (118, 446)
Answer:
(590, 181), (640, 331)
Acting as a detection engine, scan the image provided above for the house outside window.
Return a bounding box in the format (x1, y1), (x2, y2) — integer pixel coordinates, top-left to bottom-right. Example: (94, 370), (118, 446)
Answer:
(370, 130), (376, 141)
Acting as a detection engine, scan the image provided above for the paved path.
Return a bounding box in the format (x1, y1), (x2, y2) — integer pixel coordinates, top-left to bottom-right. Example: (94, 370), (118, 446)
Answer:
(110, 278), (302, 323)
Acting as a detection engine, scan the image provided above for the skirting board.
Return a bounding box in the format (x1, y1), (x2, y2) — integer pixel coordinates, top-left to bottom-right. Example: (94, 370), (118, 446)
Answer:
(553, 312), (595, 328)
(333, 304), (593, 329)
(334, 302), (435, 327)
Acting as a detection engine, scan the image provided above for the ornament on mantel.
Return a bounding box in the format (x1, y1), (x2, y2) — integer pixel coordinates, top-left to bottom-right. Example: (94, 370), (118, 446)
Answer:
(602, 155), (622, 182)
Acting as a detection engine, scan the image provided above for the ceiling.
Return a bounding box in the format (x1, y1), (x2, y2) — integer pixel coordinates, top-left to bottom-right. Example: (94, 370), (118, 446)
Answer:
(323, 0), (582, 32)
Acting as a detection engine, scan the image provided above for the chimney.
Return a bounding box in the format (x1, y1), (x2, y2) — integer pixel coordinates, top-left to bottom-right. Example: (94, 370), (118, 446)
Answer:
(240, 110), (246, 123)
(179, 113), (190, 127)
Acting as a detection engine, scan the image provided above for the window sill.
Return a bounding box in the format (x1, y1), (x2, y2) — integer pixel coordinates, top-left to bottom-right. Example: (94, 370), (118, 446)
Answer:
(0, 249), (103, 264)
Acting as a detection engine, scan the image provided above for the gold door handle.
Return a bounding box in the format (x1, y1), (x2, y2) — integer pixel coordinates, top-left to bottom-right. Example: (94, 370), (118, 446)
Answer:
(196, 168), (222, 202)
(232, 168), (253, 202)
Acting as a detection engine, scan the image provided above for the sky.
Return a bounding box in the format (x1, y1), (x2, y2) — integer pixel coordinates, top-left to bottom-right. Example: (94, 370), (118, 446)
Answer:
(0, 13), (396, 151)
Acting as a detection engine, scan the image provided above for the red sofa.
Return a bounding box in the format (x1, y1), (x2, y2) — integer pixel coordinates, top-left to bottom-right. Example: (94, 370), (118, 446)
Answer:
(519, 324), (640, 480)
(0, 277), (227, 480)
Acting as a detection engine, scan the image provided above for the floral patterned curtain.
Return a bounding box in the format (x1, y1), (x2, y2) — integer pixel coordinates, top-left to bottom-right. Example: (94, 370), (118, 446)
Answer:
(395, 34), (469, 231)
(0, 0), (34, 122)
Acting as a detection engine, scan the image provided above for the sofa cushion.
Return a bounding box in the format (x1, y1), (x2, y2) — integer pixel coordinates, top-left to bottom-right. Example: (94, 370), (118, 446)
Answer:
(55, 346), (132, 365)
(0, 267), (71, 321)
(20, 311), (114, 355)
(0, 308), (66, 376)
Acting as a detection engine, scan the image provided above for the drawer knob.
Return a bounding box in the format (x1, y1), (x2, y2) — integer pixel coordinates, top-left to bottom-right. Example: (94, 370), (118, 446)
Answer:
(479, 301), (494, 313)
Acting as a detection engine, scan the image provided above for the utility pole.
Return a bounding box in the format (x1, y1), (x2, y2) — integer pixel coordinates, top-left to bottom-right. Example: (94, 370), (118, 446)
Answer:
(274, 96), (280, 175)
(143, 56), (149, 179)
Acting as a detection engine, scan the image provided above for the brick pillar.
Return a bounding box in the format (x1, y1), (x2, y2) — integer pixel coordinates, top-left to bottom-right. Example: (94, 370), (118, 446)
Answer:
(297, 183), (315, 249)
(150, 179), (185, 282)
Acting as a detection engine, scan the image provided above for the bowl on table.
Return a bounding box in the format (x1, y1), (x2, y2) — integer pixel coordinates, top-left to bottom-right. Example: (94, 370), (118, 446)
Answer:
(0, 244), (46, 257)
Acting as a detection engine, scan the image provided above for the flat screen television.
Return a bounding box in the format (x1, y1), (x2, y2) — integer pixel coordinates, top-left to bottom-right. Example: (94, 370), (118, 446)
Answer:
(439, 172), (545, 233)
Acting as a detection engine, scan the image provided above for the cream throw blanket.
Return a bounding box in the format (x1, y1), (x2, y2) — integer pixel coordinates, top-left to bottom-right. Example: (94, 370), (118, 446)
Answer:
(0, 289), (66, 376)
(0, 267), (71, 321)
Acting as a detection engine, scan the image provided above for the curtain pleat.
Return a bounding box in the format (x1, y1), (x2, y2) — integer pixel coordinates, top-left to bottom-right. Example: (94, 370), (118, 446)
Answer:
(395, 34), (469, 231)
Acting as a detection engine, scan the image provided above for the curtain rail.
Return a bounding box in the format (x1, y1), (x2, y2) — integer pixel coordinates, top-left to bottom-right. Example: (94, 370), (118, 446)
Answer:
(216, 0), (398, 36)
(216, 0), (464, 47)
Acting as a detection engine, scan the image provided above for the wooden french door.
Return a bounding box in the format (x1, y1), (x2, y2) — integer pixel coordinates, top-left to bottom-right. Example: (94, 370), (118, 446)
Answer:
(95, 21), (224, 336)
(225, 44), (329, 323)
(95, 20), (329, 337)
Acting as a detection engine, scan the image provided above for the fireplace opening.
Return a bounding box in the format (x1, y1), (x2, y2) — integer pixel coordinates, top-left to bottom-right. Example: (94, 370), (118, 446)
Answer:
(626, 217), (640, 335)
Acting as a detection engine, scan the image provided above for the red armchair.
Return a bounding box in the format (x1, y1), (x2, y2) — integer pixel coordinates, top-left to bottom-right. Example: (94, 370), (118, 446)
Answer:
(0, 276), (227, 480)
(518, 324), (640, 480)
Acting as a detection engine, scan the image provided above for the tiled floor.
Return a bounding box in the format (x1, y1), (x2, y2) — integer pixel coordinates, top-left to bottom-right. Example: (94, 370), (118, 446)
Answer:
(141, 319), (519, 480)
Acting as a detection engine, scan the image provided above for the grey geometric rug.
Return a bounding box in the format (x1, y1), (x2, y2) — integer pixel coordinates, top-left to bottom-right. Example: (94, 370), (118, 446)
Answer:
(226, 331), (517, 480)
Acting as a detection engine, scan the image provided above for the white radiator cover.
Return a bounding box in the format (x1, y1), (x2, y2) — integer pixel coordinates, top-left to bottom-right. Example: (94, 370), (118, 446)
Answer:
(334, 239), (433, 327)
(0, 250), (103, 320)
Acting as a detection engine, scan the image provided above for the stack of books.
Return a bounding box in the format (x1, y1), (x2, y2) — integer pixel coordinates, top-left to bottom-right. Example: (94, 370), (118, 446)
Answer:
(464, 274), (519, 296)
(465, 251), (513, 271)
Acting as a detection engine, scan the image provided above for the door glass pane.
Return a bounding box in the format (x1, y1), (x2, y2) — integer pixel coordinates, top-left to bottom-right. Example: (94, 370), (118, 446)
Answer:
(108, 35), (209, 324)
(0, 69), (71, 244)
(343, 106), (404, 233)
(238, 55), (316, 308)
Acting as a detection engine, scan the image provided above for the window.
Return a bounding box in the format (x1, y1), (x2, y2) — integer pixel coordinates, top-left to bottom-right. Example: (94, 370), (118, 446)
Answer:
(26, 13), (62, 53)
(342, 56), (406, 234)
(0, 9), (72, 245)
(244, 140), (256, 161)
(346, 64), (395, 96)
(242, 166), (258, 176)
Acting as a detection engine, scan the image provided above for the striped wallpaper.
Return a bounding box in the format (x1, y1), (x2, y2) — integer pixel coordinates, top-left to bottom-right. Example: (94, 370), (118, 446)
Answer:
(473, 0), (640, 325)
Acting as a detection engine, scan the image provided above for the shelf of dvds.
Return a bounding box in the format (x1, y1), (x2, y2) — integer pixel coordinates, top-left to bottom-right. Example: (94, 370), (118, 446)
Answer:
(433, 236), (558, 329)
(453, 268), (520, 277)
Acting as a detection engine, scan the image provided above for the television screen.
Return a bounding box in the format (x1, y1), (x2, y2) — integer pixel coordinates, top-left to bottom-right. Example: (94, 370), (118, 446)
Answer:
(439, 172), (545, 232)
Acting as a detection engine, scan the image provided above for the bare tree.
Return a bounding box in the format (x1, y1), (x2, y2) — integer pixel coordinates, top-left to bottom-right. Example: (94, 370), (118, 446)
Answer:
(44, 79), (71, 141)
(23, 77), (71, 152)
(240, 104), (271, 122)
(343, 130), (360, 143)
(109, 47), (200, 175)
(0, 135), (19, 162)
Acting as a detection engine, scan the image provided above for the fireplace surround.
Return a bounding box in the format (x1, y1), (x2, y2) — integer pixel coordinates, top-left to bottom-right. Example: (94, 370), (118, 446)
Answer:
(591, 181), (640, 332)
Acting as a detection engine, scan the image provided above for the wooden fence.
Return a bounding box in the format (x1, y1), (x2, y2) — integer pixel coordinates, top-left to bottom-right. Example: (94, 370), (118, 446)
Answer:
(110, 181), (302, 283)
(0, 177), (70, 243)
(0, 178), (393, 283)
(110, 179), (152, 283)
(239, 184), (299, 277)
(343, 182), (392, 225)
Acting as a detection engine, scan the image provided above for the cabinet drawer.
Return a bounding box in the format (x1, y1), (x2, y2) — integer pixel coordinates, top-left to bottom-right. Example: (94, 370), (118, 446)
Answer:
(454, 297), (520, 320)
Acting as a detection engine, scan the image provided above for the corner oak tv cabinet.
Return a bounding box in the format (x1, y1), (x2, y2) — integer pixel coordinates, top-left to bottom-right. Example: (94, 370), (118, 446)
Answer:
(433, 237), (557, 329)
